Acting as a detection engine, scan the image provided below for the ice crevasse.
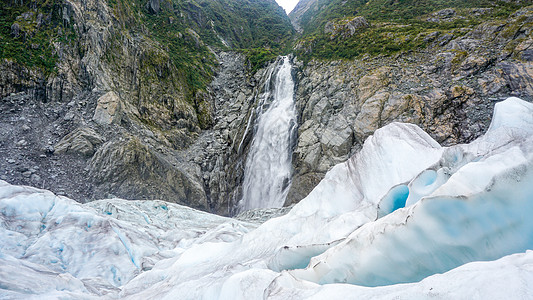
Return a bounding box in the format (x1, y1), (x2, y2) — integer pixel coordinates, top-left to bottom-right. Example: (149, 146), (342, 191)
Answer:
(1, 97), (533, 299)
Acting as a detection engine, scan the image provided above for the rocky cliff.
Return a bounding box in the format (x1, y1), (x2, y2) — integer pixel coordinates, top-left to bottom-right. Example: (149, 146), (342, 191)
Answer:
(286, 6), (533, 203)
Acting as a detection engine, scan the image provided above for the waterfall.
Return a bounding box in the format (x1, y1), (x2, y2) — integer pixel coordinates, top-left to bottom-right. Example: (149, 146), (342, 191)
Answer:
(238, 57), (297, 213)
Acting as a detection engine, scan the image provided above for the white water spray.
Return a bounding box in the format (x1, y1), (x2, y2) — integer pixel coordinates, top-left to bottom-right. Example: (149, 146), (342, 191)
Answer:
(238, 57), (297, 213)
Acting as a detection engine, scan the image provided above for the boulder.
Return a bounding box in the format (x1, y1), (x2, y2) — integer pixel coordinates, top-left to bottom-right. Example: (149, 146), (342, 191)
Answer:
(146, 0), (160, 14)
(428, 8), (457, 22)
(54, 127), (104, 157)
(89, 137), (208, 209)
(324, 16), (369, 39)
(11, 23), (20, 38)
(434, 8), (456, 18)
(345, 16), (370, 36)
(93, 91), (122, 125)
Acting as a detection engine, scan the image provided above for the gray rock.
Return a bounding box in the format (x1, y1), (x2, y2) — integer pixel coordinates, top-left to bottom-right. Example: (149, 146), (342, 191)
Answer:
(186, 29), (204, 48)
(36, 13), (43, 27)
(353, 92), (389, 140)
(285, 172), (323, 205)
(434, 8), (456, 18)
(54, 127), (104, 157)
(424, 31), (440, 43)
(471, 8), (492, 16)
(325, 16), (369, 39)
(146, 0), (161, 14)
(31, 174), (41, 182)
(345, 16), (370, 36)
(522, 49), (533, 61)
(15, 139), (27, 147)
(428, 8), (457, 23)
(324, 21), (335, 35)
(44, 145), (55, 154)
(89, 137), (208, 210)
(235, 205), (292, 224)
(11, 23), (20, 38)
(64, 112), (75, 121)
(93, 91), (122, 125)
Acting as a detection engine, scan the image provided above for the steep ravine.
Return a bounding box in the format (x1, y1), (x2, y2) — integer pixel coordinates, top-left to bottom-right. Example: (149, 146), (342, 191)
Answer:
(2, 1), (533, 215)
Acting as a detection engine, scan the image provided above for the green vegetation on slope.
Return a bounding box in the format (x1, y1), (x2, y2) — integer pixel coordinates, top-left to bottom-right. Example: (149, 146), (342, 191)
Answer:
(1, 0), (293, 84)
(189, 0), (295, 51)
(107, 0), (294, 85)
(0, 0), (76, 75)
(294, 0), (532, 61)
(241, 47), (277, 72)
(102, 0), (294, 132)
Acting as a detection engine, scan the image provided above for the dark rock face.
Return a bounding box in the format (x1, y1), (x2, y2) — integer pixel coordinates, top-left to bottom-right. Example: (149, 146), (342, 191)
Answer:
(10, 23), (20, 37)
(146, 0), (161, 14)
(89, 137), (208, 209)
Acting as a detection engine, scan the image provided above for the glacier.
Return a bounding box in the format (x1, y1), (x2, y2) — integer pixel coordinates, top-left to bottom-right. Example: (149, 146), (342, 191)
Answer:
(1, 97), (533, 299)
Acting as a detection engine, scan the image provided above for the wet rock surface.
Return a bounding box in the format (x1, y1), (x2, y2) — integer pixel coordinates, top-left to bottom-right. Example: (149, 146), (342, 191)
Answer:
(182, 53), (283, 215)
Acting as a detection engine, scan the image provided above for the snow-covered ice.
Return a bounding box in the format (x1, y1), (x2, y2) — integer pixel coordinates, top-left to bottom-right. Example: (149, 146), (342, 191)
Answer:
(1, 97), (533, 299)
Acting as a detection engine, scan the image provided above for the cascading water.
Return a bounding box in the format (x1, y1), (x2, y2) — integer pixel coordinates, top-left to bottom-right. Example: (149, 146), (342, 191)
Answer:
(237, 56), (297, 213)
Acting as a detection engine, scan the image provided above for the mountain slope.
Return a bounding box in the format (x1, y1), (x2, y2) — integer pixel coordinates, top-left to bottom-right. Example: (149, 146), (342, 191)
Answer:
(290, 0), (532, 60)
(0, 0), (293, 211)
(285, 3), (533, 204)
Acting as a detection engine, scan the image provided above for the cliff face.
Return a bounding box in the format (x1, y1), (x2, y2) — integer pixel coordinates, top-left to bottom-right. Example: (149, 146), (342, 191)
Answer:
(286, 7), (533, 203)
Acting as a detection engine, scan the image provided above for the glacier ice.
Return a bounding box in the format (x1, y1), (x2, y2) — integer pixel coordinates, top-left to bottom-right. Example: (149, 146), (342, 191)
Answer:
(1, 97), (533, 299)
(0, 183), (253, 298)
(290, 97), (533, 286)
(269, 251), (533, 299)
